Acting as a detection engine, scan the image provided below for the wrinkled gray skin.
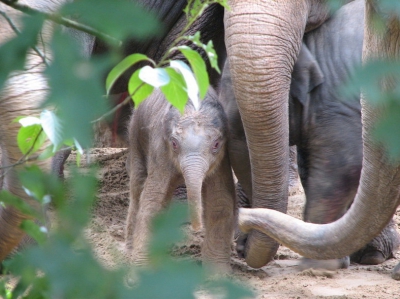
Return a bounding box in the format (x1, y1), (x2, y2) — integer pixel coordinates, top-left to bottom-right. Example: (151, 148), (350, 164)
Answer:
(292, 0), (399, 268)
(0, 0), (65, 262)
(125, 88), (235, 273)
(220, 0), (399, 270)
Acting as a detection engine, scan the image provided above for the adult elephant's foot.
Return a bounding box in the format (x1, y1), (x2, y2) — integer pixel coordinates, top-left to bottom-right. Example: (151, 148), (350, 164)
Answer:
(392, 262), (400, 280)
(298, 256), (350, 271)
(350, 219), (400, 265)
(352, 250), (386, 265)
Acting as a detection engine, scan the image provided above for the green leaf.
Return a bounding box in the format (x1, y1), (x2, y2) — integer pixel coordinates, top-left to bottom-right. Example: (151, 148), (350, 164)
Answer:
(184, 32), (220, 73)
(204, 40), (220, 73)
(128, 69), (154, 106)
(341, 58), (400, 160)
(18, 116), (41, 127)
(341, 59), (400, 105)
(177, 46), (209, 99)
(0, 191), (39, 218)
(161, 68), (188, 113)
(61, 0), (160, 42)
(58, 167), (98, 236)
(106, 53), (152, 94)
(40, 110), (63, 151)
(20, 220), (47, 246)
(0, 14), (45, 91)
(19, 165), (64, 205)
(17, 124), (46, 156)
(10, 238), (131, 299)
(76, 151), (82, 167)
(170, 60), (199, 108)
(44, 30), (111, 148)
(372, 100), (400, 161)
(135, 260), (204, 299)
(38, 145), (57, 160)
(139, 66), (170, 88)
(149, 203), (189, 260)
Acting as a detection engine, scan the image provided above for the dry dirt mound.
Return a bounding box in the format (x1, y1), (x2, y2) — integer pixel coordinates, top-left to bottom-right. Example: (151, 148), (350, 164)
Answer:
(68, 148), (400, 299)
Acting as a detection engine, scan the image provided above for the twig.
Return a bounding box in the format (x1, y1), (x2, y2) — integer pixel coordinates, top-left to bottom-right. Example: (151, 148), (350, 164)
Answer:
(0, 129), (69, 178)
(91, 83), (145, 124)
(0, 0), (122, 47)
(0, 10), (49, 66)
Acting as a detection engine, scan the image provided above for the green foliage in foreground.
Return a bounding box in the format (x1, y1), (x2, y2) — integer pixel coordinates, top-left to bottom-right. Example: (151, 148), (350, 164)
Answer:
(0, 0), (252, 298)
(1, 0), (400, 297)
(326, 0), (400, 161)
(0, 167), (252, 299)
(342, 59), (400, 159)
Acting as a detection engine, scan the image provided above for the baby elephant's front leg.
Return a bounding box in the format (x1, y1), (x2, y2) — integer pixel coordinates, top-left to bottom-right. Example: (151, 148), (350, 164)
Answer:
(126, 173), (176, 265)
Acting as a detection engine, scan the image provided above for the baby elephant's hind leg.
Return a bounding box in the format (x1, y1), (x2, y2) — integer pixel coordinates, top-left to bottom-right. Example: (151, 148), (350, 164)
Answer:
(202, 156), (235, 274)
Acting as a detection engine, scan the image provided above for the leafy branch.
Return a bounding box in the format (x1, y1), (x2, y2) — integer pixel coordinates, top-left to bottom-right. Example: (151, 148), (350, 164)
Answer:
(0, 10), (48, 66)
(105, 0), (228, 114)
(0, 0), (121, 47)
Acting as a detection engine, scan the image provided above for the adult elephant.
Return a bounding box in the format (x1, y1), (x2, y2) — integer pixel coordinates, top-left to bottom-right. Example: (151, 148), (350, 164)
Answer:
(231, 1), (400, 279)
(224, 0), (349, 268)
(220, 0), (399, 268)
(290, 0), (399, 268)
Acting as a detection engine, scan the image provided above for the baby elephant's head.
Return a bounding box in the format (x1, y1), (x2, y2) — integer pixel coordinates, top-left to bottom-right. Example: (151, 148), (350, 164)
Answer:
(164, 88), (229, 180)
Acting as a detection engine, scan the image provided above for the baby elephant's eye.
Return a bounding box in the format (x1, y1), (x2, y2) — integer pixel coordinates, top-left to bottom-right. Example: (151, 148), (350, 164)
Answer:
(211, 139), (221, 153)
(171, 138), (179, 151)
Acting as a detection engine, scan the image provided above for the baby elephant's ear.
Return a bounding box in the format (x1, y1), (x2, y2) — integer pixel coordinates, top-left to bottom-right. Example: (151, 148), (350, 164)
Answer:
(290, 43), (324, 107)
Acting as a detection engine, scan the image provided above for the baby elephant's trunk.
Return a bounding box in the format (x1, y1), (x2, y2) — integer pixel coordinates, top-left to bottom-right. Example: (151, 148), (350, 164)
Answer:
(180, 155), (209, 232)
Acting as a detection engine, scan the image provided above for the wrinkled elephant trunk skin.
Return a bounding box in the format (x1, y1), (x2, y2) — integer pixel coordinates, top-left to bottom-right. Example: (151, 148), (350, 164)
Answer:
(239, 2), (400, 260)
(180, 155), (209, 232)
(225, 1), (309, 268)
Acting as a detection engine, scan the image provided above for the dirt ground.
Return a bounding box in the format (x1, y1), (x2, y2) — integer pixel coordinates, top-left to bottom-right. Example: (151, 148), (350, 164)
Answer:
(71, 147), (400, 299)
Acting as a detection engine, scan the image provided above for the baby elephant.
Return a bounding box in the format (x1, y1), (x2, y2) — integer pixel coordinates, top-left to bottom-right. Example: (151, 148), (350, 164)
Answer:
(125, 87), (235, 272)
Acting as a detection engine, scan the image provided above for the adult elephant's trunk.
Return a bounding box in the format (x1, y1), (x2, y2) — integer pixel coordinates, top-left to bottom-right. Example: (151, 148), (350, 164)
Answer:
(224, 0), (312, 268)
(238, 1), (400, 260)
(180, 155), (208, 232)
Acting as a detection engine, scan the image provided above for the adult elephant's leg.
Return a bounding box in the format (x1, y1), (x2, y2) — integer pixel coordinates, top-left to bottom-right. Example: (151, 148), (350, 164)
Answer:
(237, 1), (400, 270)
(0, 74), (51, 261)
(225, 0), (319, 268)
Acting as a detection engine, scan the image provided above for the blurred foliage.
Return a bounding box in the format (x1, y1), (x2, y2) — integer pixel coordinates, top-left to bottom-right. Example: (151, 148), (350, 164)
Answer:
(341, 59), (400, 159)
(0, 0), (252, 298)
(0, 13), (45, 91)
(60, 0), (160, 42)
(4, 0), (400, 297)
(326, 0), (400, 160)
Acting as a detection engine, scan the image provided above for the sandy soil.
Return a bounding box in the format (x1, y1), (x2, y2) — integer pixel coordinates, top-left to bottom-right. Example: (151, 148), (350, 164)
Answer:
(70, 147), (400, 299)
